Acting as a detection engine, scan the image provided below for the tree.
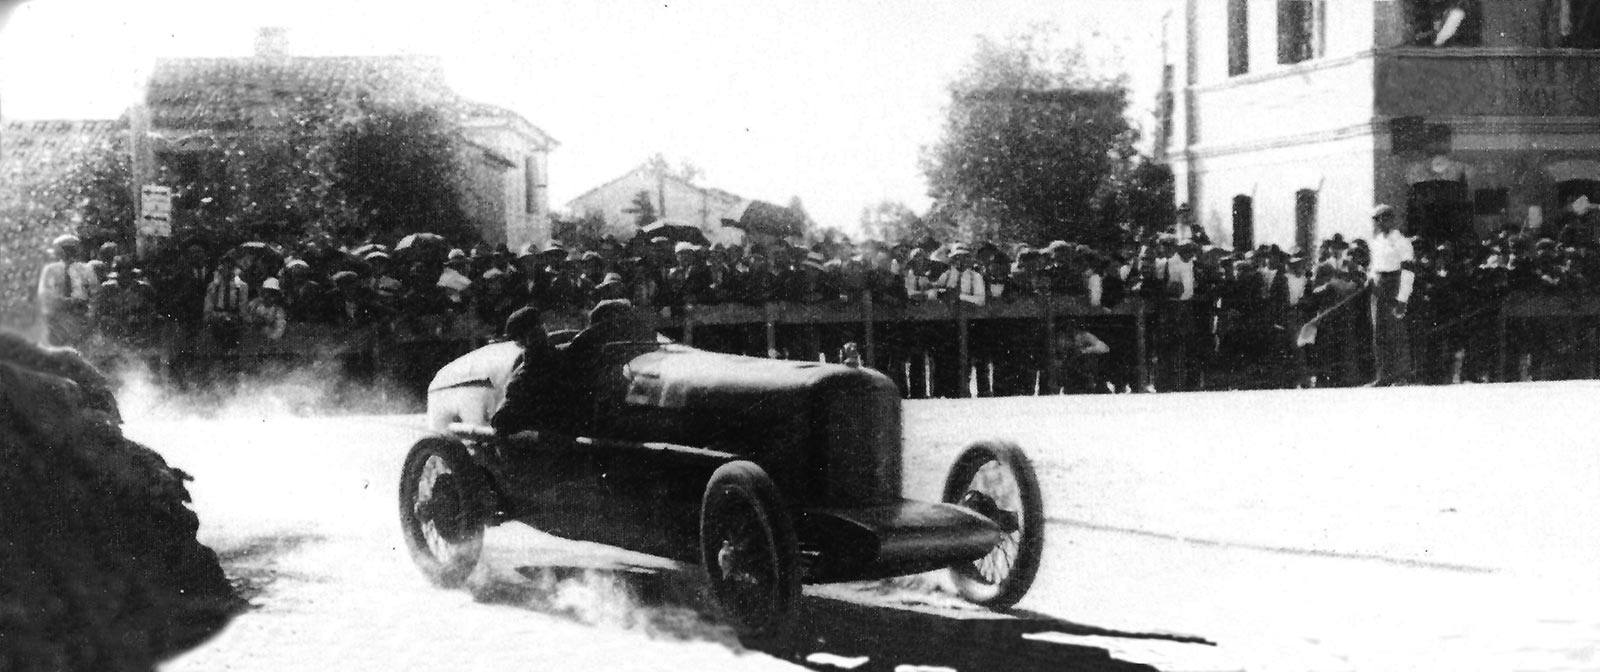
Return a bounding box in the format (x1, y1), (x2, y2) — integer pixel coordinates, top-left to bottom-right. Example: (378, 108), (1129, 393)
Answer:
(626, 190), (658, 228)
(921, 24), (1138, 246)
(859, 200), (950, 245)
(645, 152), (702, 185)
(1095, 158), (1176, 240)
(327, 99), (475, 244)
(150, 97), (474, 250)
(39, 133), (136, 248)
(787, 196), (817, 236)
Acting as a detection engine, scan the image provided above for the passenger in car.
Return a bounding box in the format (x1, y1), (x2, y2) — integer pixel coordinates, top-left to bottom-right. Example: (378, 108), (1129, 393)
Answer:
(490, 307), (562, 436)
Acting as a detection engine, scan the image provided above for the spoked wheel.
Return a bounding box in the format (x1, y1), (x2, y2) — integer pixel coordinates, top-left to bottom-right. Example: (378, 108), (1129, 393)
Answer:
(699, 461), (800, 639)
(942, 440), (1045, 610)
(399, 437), (488, 588)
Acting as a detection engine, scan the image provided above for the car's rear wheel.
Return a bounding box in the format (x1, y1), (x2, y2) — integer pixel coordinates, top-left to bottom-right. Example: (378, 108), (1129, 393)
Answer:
(699, 461), (800, 639)
(399, 437), (488, 588)
(942, 440), (1044, 610)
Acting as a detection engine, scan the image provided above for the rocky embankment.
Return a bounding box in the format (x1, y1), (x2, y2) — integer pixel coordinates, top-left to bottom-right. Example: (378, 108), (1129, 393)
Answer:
(0, 332), (240, 671)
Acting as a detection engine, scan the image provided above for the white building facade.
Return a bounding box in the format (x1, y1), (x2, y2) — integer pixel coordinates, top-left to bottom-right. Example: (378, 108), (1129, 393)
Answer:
(1162, 0), (1600, 250)
(565, 164), (746, 246)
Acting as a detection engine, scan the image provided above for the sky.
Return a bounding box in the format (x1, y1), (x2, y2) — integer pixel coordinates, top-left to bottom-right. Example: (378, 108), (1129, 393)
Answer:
(0, 0), (1177, 234)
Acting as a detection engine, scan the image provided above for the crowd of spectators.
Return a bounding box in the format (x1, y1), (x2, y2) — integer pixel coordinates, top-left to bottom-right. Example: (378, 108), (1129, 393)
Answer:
(30, 196), (1600, 397)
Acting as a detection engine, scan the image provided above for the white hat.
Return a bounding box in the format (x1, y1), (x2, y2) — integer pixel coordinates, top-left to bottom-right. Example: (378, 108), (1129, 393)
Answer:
(261, 277), (282, 291)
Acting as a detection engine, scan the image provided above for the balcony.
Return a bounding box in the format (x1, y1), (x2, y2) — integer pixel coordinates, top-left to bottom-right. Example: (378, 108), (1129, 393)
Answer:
(1374, 47), (1600, 118)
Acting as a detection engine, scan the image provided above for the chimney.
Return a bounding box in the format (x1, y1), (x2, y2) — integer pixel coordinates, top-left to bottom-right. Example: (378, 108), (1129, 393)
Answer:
(255, 27), (288, 58)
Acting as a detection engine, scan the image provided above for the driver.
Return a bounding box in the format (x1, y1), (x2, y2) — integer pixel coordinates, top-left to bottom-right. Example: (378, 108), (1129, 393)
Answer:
(492, 299), (654, 437)
(490, 308), (562, 436)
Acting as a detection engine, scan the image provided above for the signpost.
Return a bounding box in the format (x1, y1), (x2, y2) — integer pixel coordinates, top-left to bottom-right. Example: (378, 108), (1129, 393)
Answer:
(139, 185), (172, 237)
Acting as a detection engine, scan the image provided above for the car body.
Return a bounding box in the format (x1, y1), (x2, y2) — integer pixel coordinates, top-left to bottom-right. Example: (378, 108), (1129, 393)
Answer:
(406, 324), (1044, 633)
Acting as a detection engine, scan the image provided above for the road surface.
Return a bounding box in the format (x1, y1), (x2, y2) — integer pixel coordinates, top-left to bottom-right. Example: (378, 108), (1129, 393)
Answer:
(129, 381), (1600, 671)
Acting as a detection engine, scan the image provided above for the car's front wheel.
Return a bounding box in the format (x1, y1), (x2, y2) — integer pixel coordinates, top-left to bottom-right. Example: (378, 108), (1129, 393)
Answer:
(399, 437), (488, 588)
(942, 440), (1045, 610)
(699, 461), (800, 639)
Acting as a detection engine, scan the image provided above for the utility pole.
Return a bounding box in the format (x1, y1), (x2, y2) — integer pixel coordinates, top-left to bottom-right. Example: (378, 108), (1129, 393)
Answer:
(129, 101), (155, 258)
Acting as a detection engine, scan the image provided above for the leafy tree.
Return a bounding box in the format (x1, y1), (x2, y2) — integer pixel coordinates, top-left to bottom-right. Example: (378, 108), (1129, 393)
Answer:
(859, 200), (951, 246)
(151, 98), (473, 250)
(327, 100), (474, 244)
(626, 190), (658, 228)
(645, 152), (702, 185)
(1095, 158), (1176, 240)
(921, 24), (1138, 246)
(787, 196), (817, 236)
(39, 132), (137, 248)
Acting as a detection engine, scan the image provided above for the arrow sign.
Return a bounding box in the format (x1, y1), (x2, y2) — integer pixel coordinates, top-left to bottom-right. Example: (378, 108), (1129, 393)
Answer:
(139, 185), (172, 237)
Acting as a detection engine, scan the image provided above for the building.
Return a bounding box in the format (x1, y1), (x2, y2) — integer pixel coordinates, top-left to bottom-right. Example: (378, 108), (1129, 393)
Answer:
(1160, 0), (1600, 251)
(141, 28), (557, 250)
(565, 163), (748, 246)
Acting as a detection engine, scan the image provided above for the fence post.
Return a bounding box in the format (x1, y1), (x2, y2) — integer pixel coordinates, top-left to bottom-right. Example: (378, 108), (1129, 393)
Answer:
(861, 290), (876, 368)
(1135, 301), (1149, 392)
(764, 302), (778, 358)
(1496, 303), (1508, 382)
(956, 300), (970, 397)
(1042, 293), (1057, 394)
(682, 305), (695, 346)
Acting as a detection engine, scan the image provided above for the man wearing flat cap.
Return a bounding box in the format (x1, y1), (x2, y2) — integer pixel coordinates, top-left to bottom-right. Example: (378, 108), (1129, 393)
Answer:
(1368, 203), (1414, 385)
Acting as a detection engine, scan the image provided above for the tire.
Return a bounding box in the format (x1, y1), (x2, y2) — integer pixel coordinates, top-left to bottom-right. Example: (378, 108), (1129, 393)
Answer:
(399, 437), (488, 588)
(942, 440), (1045, 610)
(699, 461), (801, 639)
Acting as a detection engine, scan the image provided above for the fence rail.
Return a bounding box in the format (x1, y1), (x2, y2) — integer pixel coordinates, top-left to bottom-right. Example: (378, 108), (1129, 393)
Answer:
(78, 290), (1600, 396)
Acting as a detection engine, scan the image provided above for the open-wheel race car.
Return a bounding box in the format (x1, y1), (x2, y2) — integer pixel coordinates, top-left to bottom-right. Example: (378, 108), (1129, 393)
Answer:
(400, 319), (1046, 637)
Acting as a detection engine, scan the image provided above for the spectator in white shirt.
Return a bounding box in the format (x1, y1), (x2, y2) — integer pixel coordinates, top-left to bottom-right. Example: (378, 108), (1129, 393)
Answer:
(36, 234), (97, 347)
(1368, 204), (1416, 385)
(245, 277), (289, 341)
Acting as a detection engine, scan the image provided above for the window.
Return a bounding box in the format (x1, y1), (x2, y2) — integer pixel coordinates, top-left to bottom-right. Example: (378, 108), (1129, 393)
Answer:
(1405, 0), (1482, 47)
(1390, 116), (1453, 155)
(1278, 1), (1324, 64)
(1232, 195), (1255, 251)
(1559, 0), (1600, 48)
(524, 156), (541, 213)
(1228, 0), (1250, 75)
(1294, 189), (1318, 254)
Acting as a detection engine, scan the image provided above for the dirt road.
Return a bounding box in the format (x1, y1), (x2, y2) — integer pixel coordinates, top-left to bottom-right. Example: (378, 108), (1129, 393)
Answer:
(132, 382), (1600, 671)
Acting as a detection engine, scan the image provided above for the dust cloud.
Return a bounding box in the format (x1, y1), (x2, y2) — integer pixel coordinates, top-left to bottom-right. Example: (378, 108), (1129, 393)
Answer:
(110, 351), (418, 423)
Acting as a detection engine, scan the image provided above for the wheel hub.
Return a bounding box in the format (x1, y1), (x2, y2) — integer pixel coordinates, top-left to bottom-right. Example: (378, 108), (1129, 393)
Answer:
(960, 490), (1020, 533)
(421, 472), (475, 543)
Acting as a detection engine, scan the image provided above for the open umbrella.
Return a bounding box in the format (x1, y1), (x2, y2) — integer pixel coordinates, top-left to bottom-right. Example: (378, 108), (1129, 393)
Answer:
(351, 243), (389, 259)
(231, 241), (284, 268)
(628, 219), (710, 255)
(640, 219), (710, 245)
(394, 232), (449, 263)
(719, 200), (806, 238)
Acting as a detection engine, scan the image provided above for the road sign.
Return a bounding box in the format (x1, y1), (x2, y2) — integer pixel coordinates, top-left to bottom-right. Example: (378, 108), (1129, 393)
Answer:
(139, 184), (172, 237)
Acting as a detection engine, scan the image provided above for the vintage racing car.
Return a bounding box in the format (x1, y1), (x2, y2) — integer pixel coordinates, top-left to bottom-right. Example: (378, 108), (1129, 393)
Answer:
(400, 325), (1045, 636)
